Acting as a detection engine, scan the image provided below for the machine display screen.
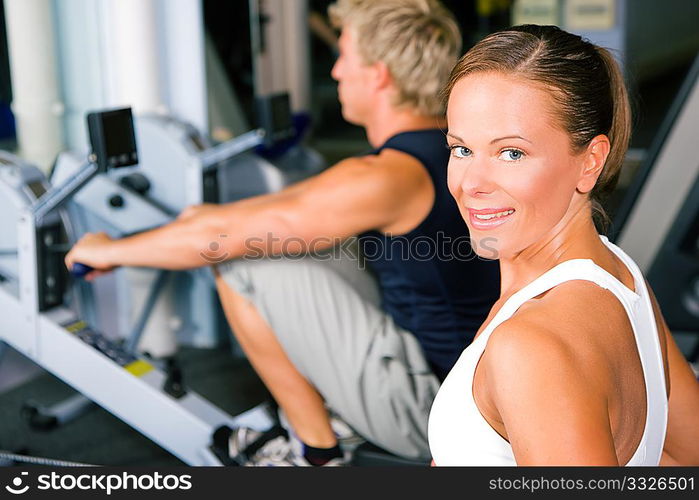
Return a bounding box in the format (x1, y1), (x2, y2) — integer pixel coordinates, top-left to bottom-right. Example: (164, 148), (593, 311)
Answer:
(103, 111), (138, 163)
(256, 93), (294, 144)
(88, 108), (139, 170)
(270, 94), (293, 136)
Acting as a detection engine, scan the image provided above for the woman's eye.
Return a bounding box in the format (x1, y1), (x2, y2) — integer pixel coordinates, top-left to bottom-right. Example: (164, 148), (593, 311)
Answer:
(499, 149), (525, 162)
(449, 146), (471, 158)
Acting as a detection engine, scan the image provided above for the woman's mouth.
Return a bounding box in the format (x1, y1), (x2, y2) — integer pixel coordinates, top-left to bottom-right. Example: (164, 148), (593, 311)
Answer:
(467, 207), (515, 230)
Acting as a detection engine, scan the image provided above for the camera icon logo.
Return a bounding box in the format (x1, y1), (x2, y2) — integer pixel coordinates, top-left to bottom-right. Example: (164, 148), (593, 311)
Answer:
(5, 472), (29, 495)
(199, 234), (230, 264)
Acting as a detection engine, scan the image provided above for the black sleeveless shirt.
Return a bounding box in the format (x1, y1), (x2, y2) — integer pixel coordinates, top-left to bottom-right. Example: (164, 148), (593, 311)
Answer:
(357, 129), (500, 380)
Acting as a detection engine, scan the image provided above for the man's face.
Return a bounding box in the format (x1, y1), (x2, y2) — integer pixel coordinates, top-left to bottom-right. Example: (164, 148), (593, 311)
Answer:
(331, 27), (375, 125)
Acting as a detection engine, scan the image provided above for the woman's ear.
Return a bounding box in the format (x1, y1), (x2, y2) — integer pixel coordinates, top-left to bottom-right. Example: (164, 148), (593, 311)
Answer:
(576, 135), (611, 194)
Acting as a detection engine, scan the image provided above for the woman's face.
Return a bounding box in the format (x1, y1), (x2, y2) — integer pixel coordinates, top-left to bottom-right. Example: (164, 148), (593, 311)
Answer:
(446, 72), (587, 260)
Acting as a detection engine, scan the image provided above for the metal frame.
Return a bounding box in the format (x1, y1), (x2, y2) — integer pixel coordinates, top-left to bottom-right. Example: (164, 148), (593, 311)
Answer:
(613, 55), (699, 271)
(0, 156), (272, 465)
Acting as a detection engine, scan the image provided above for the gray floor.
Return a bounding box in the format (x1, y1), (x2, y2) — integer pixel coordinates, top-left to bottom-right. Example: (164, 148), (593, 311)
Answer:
(0, 344), (270, 466)
(0, 348), (43, 395)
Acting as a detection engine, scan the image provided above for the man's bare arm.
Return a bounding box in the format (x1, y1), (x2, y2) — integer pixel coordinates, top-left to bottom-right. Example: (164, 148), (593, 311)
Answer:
(65, 149), (432, 271)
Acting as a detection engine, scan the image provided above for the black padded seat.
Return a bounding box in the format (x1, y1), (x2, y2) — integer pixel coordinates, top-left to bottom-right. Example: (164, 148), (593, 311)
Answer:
(351, 442), (430, 466)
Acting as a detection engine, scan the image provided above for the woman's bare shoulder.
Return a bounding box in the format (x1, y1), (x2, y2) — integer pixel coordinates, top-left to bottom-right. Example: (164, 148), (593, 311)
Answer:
(501, 279), (631, 350)
(479, 287), (621, 464)
(480, 279), (633, 401)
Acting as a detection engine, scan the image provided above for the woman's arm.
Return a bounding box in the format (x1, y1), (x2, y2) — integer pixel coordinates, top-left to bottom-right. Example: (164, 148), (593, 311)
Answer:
(481, 311), (620, 465)
(658, 319), (699, 465)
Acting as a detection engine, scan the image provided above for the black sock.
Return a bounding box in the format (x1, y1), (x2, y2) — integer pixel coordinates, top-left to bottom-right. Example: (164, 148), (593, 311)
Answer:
(302, 443), (343, 466)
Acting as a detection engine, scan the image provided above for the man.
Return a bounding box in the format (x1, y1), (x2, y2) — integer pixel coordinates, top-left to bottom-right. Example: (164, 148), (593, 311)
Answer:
(66, 0), (500, 465)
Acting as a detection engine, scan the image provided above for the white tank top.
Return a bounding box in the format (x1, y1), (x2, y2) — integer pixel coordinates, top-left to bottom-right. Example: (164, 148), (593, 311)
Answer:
(428, 236), (668, 466)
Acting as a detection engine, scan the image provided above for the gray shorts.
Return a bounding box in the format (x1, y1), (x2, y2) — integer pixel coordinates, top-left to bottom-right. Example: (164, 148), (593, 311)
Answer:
(215, 248), (439, 459)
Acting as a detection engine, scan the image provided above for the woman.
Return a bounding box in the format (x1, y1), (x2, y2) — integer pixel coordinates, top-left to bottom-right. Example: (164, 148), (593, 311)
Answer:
(428, 25), (699, 466)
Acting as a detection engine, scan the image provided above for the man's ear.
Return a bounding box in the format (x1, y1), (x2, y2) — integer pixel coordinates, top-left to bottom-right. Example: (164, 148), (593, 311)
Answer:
(372, 60), (393, 91)
(576, 134), (611, 194)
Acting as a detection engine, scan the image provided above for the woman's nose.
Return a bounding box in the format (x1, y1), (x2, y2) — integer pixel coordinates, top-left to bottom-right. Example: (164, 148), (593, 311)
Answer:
(452, 158), (495, 198)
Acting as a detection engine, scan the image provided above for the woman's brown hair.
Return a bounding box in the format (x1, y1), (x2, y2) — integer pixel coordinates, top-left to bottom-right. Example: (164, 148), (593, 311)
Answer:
(444, 25), (631, 229)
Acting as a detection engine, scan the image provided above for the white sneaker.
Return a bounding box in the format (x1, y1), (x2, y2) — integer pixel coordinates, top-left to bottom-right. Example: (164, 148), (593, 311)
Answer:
(277, 408), (366, 452)
(228, 425), (348, 467)
(327, 411), (365, 451)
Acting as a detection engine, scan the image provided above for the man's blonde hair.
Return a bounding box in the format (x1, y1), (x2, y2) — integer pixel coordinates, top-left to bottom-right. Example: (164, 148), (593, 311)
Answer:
(329, 0), (462, 117)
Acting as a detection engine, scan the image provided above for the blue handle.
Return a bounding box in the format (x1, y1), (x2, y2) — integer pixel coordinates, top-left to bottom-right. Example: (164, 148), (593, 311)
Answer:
(71, 262), (94, 278)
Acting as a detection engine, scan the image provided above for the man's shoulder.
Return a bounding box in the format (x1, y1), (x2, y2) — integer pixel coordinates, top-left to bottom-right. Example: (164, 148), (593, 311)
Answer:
(317, 148), (431, 209)
(349, 147), (424, 170)
(305, 148), (411, 190)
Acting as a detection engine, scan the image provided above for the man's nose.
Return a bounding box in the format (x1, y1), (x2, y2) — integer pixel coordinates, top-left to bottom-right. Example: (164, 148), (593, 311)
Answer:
(331, 59), (341, 81)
